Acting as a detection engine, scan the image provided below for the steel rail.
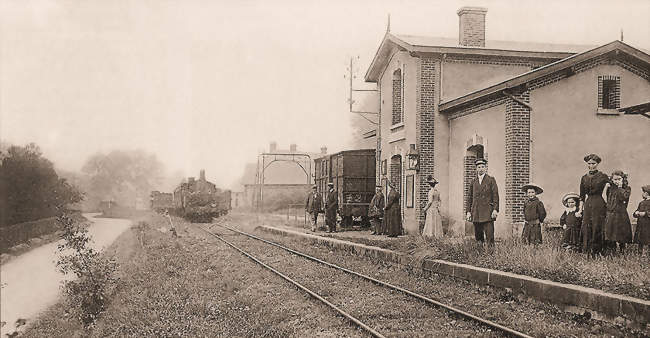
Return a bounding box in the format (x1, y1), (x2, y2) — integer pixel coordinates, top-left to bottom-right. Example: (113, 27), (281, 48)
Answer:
(196, 226), (386, 338)
(216, 224), (533, 338)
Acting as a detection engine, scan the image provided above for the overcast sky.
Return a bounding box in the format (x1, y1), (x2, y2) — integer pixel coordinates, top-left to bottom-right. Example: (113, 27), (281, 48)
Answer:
(2, 0), (649, 189)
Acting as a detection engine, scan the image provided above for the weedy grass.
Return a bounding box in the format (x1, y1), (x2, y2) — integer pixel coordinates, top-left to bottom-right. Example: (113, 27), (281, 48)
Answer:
(23, 213), (356, 337)
(274, 215), (649, 300)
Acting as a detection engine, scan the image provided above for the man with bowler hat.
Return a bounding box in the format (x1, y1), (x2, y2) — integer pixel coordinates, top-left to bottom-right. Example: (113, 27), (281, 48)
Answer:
(325, 182), (338, 232)
(466, 158), (499, 245)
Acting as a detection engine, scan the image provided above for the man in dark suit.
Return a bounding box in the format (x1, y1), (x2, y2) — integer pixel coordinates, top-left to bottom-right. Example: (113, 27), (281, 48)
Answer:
(325, 182), (338, 233)
(466, 158), (499, 245)
(305, 185), (323, 231)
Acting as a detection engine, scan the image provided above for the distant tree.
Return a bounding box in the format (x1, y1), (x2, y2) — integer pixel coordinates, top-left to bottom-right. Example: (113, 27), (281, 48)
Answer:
(0, 143), (83, 226)
(81, 150), (163, 208)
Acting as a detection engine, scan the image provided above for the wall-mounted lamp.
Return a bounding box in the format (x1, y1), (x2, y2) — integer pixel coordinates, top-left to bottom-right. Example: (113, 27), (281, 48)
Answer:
(406, 144), (419, 171)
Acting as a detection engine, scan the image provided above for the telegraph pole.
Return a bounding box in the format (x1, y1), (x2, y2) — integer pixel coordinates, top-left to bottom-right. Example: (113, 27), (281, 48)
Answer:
(346, 56), (378, 124)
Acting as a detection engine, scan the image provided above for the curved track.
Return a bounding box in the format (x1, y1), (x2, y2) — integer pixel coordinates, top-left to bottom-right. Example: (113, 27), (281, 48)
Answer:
(198, 223), (533, 338)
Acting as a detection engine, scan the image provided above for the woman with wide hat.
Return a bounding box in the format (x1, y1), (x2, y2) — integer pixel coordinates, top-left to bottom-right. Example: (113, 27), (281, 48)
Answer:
(578, 153), (609, 255)
(422, 175), (443, 238)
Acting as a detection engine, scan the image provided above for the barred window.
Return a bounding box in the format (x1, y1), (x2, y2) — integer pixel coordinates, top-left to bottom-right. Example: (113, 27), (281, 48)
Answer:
(598, 75), (620, 110)
(392, 68), (403, 125)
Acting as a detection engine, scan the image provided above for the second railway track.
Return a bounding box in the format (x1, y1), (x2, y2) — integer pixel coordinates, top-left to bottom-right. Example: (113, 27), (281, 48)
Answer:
(197, 223), (533, 338)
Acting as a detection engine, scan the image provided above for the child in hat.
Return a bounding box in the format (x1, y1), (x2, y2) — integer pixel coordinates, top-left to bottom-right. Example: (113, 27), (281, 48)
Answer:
(521, 183), (547, 244)
(632, 185), (650, 254)
(560, 193), (582, 250)
(603, 170), (632, 253)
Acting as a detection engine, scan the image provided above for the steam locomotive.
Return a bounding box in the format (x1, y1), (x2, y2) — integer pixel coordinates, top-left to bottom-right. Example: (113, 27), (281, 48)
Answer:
(150, 170), (231, 222)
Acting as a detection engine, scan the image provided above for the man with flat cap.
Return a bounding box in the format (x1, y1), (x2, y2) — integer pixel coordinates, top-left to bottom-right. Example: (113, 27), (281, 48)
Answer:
(466, 158), (499, 245)
(305, 185), (323, 232)
(368, 185), (385, 235)
(325, 182), (338, 233)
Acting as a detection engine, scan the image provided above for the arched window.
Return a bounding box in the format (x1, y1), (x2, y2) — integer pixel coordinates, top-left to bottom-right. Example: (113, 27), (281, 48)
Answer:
(392, 69), (403, 125)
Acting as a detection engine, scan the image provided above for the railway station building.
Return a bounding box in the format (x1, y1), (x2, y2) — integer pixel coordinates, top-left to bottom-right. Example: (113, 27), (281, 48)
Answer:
(365, 7), (650, 237)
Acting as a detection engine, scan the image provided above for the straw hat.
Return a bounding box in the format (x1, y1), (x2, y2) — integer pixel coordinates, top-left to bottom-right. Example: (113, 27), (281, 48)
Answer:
(562, 192), (580, 207)
(521, 183), (543, 194)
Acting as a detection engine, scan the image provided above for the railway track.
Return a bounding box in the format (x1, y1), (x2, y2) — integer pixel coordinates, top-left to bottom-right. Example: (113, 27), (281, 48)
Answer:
(196, 223), (533, 338)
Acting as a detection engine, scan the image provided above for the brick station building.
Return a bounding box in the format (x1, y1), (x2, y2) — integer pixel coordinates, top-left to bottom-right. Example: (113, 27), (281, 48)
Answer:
(364, 6), (650, 237)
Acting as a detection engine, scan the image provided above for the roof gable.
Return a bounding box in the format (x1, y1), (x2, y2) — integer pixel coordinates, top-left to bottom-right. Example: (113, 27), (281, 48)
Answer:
(440, 40), (650, 113)
(364, 33), (589, 83)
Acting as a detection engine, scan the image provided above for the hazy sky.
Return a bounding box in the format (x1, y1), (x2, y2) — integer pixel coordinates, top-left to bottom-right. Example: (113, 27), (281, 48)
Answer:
(2, 0), (649, 189)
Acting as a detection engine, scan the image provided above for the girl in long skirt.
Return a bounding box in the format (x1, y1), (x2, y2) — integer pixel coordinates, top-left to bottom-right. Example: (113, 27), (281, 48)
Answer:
(603, 170), (633, 253)
(422, 176), (443, 239)
(633, 185), (650, 254)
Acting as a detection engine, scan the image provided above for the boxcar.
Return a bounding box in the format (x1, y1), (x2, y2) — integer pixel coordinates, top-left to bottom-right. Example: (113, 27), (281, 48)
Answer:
(314, 149), (376, 227)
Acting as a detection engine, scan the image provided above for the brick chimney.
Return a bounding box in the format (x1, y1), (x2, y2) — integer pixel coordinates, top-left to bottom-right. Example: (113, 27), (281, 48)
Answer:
(269, 141), (277, 153)
(199, 169), (205, 181)
(457, 6), (487, 47)
(320, 146), (327, 155)
(290, 143), (297, 152)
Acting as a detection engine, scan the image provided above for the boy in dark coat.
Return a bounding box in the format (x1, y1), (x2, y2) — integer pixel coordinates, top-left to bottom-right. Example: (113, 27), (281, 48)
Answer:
(560, 193), (582, 250)
(632, 185), (650, 254)
(521, 183), (547, 244)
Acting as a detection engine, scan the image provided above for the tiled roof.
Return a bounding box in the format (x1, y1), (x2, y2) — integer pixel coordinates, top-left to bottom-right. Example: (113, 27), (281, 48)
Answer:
(395, 34), (595, 53)
(365, 33), (591, 82)
(439, 40), (650, 112)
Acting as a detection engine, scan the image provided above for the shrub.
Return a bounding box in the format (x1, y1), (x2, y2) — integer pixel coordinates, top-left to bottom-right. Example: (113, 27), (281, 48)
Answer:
(56, 212), (118, 326)
(0, 143), (83, 226)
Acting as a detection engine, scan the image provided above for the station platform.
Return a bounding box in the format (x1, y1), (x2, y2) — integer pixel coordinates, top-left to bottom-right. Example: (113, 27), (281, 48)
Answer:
(257, 224), (650, 329)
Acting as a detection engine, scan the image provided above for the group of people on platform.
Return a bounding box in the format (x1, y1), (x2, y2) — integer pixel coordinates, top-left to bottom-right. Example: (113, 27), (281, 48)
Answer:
(305, 181), (403, 237)
(560, 154), (650, 256)
(306, 153), (649, 255)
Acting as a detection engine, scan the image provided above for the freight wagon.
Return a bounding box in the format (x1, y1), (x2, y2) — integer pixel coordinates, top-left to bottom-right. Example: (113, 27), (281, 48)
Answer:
(314, 149), (376, 228)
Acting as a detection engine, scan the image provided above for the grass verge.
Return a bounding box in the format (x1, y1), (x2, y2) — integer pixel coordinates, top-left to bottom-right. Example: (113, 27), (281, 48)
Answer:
(22, 212), (361, 337)
(274, 215), (649, 300)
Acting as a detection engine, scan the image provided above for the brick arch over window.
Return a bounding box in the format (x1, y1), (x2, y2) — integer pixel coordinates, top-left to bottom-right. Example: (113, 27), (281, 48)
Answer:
(463, 135), (488, 235)
(392, 69), (403, 125)
(390, 155), (402, 194)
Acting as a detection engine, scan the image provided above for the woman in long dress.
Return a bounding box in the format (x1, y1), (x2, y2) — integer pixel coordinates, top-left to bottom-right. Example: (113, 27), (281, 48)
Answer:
(578, 153), (609, 256)
(422, 176), (443, 238)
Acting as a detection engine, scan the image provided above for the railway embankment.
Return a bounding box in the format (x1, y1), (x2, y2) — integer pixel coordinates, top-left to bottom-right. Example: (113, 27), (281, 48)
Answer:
(259, 225), (650, 329)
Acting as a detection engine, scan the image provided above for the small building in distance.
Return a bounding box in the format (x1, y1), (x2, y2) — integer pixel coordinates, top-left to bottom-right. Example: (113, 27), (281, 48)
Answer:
(235, 142), (327, 210)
